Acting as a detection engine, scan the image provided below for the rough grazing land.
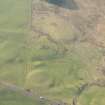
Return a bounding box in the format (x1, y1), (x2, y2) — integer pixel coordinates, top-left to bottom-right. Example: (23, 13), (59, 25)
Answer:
(0, 0), (105, 105)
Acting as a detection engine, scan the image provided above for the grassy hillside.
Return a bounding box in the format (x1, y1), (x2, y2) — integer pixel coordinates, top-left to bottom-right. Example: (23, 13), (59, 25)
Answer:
(0, 88), (40, 105)
(0, 0), (37, 104)
(0, 0), (105, 105)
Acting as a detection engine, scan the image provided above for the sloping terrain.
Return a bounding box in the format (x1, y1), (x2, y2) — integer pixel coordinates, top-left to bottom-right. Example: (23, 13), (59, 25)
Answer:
(30, 0), (105, 104)
(0, 0), (105, 105)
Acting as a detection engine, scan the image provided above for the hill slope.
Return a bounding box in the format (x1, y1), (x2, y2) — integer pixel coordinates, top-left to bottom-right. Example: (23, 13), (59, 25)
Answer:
(0, 0), (105, 105)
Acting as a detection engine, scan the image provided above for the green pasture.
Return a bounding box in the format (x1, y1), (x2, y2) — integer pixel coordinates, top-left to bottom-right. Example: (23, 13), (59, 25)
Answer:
(0, 0), (105, 105)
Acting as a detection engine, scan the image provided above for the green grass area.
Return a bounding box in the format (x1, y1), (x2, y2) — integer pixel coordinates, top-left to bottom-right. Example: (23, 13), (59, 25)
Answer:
(0, 87), (41, 105)
(24, 42), (103, 102)
(0, 0), (30, 31)
(0, 0), (105, 105)
(79, 87), (105, 105)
